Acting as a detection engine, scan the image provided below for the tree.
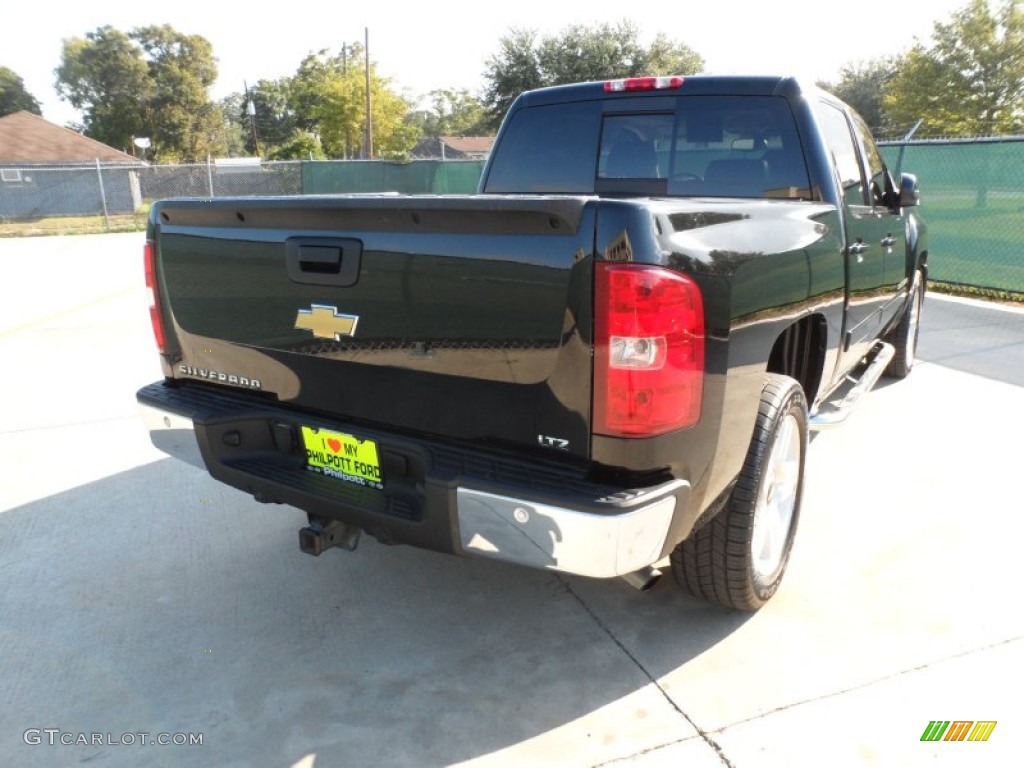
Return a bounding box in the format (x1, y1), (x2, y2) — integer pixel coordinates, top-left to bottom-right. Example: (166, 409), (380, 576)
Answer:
(55, 27), (151, 151)
(314, 58), (419, 159)
(224, 44), (423, 161)
(412, 89), (490, 138)
(288, 45), (419, 160)
(55, 24), (225, 160)
(222, 78), (321, 159)
(288, 49), (344, 135)
(221, 54), (335, 159)
(481, 29), (544, 128)
(313, 62), (365, 159)
(882, 0), (1024, 137)
(250, 80), (294, 143)
(267, 130), (324, 161)
(0, 66), (42, 116)
(482, 21), (704, 128)
(817, 61), (893, 133)
(218, 93), (249, 157)
(132, 25), (224, 161)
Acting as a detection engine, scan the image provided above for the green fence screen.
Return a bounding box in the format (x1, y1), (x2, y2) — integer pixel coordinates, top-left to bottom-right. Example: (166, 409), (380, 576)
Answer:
(301, 160), (485, 196)
(9, 147), (1017, 294)
(880, 138), (1024, 294)
(301, 148), (1024, 294)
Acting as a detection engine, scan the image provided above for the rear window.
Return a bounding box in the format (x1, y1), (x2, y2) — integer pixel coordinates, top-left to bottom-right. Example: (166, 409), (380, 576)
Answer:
(484, 95), (810, 200)
(483, 101), (602, 194)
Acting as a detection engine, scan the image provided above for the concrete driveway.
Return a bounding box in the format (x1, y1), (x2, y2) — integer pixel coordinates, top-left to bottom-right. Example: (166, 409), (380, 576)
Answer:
(1, 233), (1021, 767)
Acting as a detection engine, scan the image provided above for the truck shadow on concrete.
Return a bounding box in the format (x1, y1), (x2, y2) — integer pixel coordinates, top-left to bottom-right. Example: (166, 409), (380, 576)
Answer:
(916, 296), (1024, 387)
(0, 459), (750, 768)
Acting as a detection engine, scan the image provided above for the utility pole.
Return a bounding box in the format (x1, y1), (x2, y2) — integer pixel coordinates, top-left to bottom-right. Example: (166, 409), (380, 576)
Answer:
(364, 27), (373, 160)
(244, 81), (261, 158)
(342, 44), (349, 159)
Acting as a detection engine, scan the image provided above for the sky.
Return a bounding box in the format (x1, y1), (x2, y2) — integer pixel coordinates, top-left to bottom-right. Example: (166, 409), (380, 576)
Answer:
(5, 0), (975, 127)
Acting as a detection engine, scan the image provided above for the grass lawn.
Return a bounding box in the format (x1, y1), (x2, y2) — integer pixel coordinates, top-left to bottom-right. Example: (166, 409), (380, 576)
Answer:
(0, 213), (147, 237)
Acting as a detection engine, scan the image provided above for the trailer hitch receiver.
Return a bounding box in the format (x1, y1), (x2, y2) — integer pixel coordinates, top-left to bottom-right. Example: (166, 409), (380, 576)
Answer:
(299, 517), (361, 556)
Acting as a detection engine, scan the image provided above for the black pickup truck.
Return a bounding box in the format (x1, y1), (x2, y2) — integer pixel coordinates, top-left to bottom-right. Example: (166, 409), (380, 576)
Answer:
(138, 75), (927, 610)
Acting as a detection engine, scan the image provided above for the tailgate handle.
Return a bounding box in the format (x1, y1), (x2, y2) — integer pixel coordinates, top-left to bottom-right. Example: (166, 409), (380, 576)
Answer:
(286, 238), (362, 287)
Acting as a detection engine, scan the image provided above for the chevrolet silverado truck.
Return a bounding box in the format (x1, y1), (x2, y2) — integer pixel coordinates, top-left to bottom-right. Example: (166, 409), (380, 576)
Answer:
(137, 75), (927, 610)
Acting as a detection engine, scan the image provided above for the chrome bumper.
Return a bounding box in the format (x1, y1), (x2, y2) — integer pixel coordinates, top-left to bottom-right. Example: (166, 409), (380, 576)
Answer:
(138, 403), (204, 469)
(457, 485), (684, 578)
(140, 393), (686, 579)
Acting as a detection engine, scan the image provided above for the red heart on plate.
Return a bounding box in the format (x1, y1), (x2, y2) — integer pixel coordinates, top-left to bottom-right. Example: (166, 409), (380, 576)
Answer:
(327, 438), (342, 453)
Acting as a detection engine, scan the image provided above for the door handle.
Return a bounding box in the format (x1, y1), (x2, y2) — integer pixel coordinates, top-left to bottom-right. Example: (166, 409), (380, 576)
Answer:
(848, 240), (869, 264)
(286, 237), (362, 287)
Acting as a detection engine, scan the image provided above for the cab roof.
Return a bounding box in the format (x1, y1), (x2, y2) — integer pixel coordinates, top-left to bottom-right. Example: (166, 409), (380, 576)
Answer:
(511, 75), (808, 109)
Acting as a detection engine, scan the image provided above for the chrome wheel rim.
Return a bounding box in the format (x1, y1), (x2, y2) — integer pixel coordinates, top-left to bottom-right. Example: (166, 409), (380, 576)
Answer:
(751, 412), (801, 581)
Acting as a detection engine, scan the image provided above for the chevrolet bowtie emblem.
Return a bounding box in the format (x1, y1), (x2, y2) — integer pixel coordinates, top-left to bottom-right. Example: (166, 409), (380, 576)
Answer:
(294, 304), (359, 340)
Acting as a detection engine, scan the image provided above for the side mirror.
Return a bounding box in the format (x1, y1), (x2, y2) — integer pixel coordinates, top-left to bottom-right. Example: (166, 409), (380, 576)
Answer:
(899, 173), (920, 207)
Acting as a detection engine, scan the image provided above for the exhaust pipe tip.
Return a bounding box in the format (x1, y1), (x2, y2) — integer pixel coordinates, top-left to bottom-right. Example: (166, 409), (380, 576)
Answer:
(621, 566), (662, 592)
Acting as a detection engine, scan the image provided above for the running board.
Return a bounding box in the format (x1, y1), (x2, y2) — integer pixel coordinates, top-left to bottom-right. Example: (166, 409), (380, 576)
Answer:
(809, 342), (895, 431)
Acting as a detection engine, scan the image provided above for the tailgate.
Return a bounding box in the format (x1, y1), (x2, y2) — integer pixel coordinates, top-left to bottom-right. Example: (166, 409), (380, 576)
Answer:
(151, 195), (596, 460)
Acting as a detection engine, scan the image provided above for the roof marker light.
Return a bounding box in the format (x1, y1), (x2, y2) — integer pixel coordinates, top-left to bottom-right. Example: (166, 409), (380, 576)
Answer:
(604, 76), (685, 93)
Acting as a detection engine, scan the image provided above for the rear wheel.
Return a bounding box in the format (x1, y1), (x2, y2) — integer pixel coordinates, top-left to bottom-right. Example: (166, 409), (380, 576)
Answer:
(671, 374), (807, 610)
(886, 269), (925, 379)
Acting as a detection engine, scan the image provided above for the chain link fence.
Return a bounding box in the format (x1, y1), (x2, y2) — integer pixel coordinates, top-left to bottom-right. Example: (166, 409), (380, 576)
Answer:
(2, 146), (1021, 293)
(880, 137), (1024, 294)
(0, 159), (486, 226)
(0, 162), (145, 221)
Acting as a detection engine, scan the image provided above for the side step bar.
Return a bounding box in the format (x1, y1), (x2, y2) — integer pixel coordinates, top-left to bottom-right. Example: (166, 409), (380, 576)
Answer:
(809, 342), (895, 431)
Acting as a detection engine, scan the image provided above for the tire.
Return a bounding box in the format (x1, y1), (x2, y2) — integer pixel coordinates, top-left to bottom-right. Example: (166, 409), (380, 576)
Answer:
(885, 269), (925, 379)
(671, 374), (807, 611)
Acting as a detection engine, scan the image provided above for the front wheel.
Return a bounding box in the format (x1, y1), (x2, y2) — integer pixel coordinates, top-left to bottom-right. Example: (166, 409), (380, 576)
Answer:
(885, 269), (925, 379)
(671, 374), (808, 610)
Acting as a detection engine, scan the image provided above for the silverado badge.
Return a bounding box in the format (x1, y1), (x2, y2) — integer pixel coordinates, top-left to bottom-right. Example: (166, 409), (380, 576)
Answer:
(294, 304), (360, 341)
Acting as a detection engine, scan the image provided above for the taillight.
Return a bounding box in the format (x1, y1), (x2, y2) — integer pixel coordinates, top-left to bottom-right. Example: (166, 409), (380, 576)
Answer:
(144, 240), (166, 353)
(604, 76), (685, 93)
(594, 264), (704, 437)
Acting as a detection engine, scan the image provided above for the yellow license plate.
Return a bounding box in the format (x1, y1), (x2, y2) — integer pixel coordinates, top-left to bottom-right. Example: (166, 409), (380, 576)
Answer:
(300, 425), (383, 489)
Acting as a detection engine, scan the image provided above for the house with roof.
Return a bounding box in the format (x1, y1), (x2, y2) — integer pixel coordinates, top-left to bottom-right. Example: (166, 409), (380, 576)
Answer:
(0, 110), (142, 219)
(411, 135), (495, 161)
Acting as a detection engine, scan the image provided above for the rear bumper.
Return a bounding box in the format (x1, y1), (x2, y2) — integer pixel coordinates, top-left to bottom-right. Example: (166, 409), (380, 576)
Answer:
(456, 487), (679, 578)
(138, 403), (204, 469)
(138, 380), (688, 579)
